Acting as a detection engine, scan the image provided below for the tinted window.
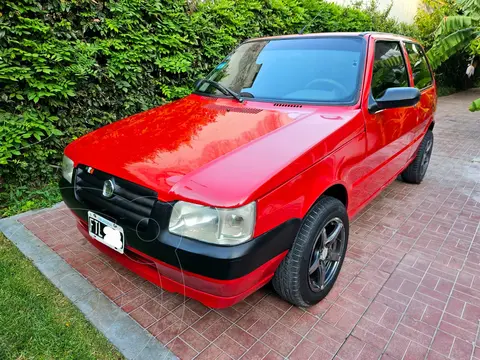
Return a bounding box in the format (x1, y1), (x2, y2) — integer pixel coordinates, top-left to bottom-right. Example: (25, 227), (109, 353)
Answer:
(371, 41), (409, 99)
(196, 37), (366, 104)
(405, 42), (433, 89)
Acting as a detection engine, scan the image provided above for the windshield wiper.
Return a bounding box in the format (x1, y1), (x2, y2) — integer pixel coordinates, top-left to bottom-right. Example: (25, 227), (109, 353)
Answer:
(198, 79), (243, 103)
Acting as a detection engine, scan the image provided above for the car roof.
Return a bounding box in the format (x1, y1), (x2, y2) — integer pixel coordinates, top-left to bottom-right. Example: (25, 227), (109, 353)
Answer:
(245, 32), (418, 44)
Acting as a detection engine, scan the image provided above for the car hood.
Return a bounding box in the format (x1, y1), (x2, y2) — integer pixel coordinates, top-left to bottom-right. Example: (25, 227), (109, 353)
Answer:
(66, 94), (363, 207)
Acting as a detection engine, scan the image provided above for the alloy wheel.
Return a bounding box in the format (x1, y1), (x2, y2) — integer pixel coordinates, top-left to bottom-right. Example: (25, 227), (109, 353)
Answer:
(308, 217), (346, 292)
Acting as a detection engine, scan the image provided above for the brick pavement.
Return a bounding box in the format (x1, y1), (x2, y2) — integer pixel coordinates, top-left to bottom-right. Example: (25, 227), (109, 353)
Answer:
(18, 89), (480, 359)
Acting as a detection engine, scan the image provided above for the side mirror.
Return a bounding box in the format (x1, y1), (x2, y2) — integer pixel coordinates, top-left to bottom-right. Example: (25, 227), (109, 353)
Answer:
(194, 79), (203, 89)
(369, 87), (421, 113)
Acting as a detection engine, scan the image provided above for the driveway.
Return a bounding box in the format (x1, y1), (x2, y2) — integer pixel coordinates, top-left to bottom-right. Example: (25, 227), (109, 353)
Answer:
(15, 89), (480, 359)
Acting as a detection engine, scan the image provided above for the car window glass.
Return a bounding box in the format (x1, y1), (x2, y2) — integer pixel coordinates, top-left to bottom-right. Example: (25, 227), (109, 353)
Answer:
(196, 37), (366, 104)
(405, 42), (433, 89)
(371, 41), (409, 99)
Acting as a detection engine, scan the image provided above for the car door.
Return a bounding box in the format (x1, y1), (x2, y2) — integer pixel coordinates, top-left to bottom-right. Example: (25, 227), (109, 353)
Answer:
(350, 39), (419, 211)
(403, 42), (436, 152)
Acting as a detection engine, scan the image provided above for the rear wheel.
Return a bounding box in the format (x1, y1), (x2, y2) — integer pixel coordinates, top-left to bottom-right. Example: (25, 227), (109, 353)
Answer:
(402, 130), (434, 184)
(272, 196), (348, 307)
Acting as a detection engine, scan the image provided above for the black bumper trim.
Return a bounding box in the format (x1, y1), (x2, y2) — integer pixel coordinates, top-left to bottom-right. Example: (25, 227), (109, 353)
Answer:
(60, 177), (300, 280)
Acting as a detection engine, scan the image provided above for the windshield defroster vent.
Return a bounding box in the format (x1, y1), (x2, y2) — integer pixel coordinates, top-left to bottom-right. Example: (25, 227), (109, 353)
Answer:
(204, 104), (262, 114)
(273, 103), (303, 108)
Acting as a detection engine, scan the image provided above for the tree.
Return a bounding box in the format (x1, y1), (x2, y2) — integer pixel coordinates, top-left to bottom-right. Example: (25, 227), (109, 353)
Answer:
(427, 0), (480, 111)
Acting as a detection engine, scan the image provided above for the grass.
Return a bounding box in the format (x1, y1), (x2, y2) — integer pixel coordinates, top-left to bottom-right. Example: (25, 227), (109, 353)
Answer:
(0, 181), (61, 218)
(0, 233), (123, 360)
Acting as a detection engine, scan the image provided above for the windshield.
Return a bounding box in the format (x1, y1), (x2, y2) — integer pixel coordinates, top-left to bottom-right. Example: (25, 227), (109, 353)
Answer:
(195, 37), (366, 105)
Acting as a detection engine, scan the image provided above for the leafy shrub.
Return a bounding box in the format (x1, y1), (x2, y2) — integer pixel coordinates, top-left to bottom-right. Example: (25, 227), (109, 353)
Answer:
(351, 0), (418, 38)
(414, 0), (458, 48)
(0, 0), (415, 190)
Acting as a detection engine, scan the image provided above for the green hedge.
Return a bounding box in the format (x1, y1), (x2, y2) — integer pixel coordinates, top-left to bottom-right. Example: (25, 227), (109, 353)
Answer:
(0, 0), (413, 187)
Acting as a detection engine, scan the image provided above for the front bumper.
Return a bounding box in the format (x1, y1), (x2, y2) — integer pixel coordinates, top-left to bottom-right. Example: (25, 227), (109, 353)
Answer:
(60, 178), (300, 307)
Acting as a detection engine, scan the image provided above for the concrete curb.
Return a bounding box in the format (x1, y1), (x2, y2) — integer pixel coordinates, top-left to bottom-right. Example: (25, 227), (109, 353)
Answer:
(0, 214), (177, 360)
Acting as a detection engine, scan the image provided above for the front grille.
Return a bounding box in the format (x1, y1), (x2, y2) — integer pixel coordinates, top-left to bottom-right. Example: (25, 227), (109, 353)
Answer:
(74, 165), (157, 230)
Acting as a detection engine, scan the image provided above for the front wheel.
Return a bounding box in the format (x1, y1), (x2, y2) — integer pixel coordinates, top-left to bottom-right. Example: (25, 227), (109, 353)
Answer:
(272, 196), (349, 307)
(402, 130), (434, 184)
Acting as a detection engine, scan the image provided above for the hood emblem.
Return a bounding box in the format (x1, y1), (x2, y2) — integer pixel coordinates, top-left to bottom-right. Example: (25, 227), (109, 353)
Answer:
(102, 179), (115, 198)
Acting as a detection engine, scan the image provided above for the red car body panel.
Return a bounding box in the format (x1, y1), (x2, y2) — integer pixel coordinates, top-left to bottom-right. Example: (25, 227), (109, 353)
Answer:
(62, 33), (437, 307)
(65, 95), (363, 209)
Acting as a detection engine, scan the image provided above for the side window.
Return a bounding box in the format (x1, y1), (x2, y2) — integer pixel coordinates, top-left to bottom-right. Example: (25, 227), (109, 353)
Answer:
(371, 41), (410, 99)
(405, 42), (433, 89)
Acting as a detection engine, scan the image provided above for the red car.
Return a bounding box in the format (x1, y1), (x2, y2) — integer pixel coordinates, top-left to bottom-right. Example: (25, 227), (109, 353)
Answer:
(60, 32), (436, 308)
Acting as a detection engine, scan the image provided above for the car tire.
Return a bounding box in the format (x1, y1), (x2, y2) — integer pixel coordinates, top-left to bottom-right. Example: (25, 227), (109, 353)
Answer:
(272, 196), (349, 307)
(401, 130), (434, 184)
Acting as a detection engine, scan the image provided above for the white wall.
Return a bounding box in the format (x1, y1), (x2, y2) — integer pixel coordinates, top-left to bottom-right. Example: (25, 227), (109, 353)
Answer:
(331, 0), (421, 24)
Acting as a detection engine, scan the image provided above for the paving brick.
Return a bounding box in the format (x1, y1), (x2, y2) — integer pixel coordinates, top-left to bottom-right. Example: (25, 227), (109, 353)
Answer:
(337, 336), (366, 360)
(142, 298), (169, 320)
(173, 304), (201, 326)
(179, 328), (209, 352)
(290, 312), (317, 336)
(195, 344), (224, 360)
(260, 331), (295, 357)
(214, 333), (247, 359)
(404, 341), (428, 360)
(450, 337), (474, 360)
(129, 306), (156, 328)
(245, 312), (276, 338)
(215, 306), (243, 322)
(201, 316), (232, 342)
(446, 297), (466, 317)
(462, 302), (480, 323)
(263, 350), (288, 360)
(439, 319), (477, 343)
(240, 341), (270, 360)
(225, 325), (256, 348)
(269, 322), (302, 346)
(443, 312), (478, 335)
(166, 338), (197, 360)
(473, 346), (480, 360)
(148, 313), (179, 337)
(422, 305), (443, 327)
(431, 330), (455, 355)
(289, 339), (318, 360)
(156, 320), (189, 344)
(307, 321), (345, 354)
(191, 310), (221, 333)
(385, 333), (410, 359)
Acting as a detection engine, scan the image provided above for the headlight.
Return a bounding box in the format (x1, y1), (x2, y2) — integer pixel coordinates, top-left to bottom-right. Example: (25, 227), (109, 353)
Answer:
(169, 201), (256, 245)
(62, 155), (74, 183)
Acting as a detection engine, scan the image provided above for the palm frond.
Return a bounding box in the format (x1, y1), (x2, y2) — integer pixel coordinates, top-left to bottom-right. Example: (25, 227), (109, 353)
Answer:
(427, 28), (479, 69)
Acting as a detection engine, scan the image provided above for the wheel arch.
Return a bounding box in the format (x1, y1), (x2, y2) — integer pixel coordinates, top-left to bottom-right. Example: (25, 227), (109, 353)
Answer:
(322, 183), (349, 209)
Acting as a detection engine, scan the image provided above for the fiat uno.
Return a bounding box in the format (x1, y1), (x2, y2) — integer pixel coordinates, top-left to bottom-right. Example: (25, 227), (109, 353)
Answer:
(60, 32), (436, 308)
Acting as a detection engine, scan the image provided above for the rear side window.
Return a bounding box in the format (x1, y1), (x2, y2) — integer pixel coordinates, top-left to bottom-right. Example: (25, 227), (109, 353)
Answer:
(405, 42), (433, 89)
(371, 41), (410, 99)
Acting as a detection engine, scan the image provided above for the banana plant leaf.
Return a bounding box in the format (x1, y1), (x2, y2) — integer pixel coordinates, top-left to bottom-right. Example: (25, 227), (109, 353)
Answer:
(434, 16), (475, 38)
(456, 0), (480, 19)
(427, 28), (480, 69)
(469, 98), (480, 112)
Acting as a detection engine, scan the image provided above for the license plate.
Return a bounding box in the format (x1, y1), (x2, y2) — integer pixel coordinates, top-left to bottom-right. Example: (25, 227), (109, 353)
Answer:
(88, 211), (125, 254)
